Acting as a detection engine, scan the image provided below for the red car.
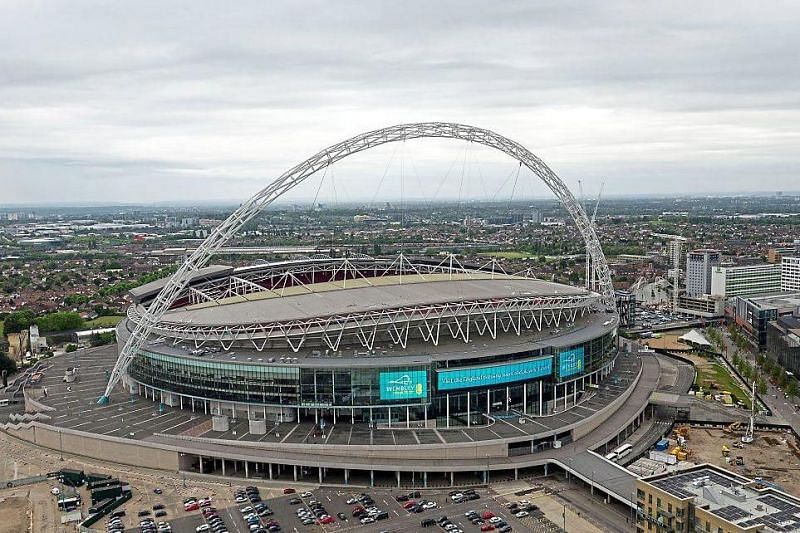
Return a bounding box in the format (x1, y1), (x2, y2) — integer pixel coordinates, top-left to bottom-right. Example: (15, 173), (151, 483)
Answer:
(283, 488), (296, 494)
(481, 525), (495, 532)
(481, 511), (495, 520)
(183, 502), (200, 512)
(319, 516), (335, 524)
(403, 501), (417, 509)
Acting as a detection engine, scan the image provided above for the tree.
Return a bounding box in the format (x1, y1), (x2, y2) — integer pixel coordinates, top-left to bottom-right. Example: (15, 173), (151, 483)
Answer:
(786, 380), (798, 400)
(65, 344), (78, 353)
(36, 312), (84, 333)
(3, 310), (36, 334)
(758, 377), (768, 396)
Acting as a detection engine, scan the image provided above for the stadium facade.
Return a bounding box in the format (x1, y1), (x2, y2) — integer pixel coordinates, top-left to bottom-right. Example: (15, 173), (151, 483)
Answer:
(118, 256), (618, 428)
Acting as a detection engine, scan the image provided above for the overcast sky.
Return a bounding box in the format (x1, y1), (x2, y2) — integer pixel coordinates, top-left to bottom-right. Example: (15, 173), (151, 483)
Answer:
(1, 1), (798, 205)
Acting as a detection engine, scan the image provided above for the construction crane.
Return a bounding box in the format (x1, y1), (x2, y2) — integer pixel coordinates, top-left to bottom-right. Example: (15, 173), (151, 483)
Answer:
(579, 180), (605, 291)
(588, 182), (605, 291)
(652, 233), (689, 313)
(742, 381), (756, 444)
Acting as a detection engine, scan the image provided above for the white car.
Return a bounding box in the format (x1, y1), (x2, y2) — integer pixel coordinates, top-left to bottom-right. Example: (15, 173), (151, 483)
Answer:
(423, 502), (437, 509)
(300, 491), (313, 497)
(450, 493), (464, 501)
(195, 526), (210, 533)
(445, 525), (458, 530)
(360, 517), (375, 524)
(515, 511), (529, 518)
(489, 516), (503, 524)
(346, 497), (357, 504)
(240, 506), (253, 513)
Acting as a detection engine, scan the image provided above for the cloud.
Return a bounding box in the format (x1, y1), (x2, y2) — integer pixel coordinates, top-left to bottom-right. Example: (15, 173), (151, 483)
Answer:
(0, 0), (798, 204)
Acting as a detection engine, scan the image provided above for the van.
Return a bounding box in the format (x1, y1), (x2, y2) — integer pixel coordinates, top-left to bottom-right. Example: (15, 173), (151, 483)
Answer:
(421, 518), (436, 527)
(376, 511), (389, 520)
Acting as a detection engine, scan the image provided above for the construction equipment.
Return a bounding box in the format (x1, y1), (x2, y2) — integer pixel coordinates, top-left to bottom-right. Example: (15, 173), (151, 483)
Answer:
(669, 446), (689, 461)
(724, 421), (742, 434)
(721, 445), (730, 457)
(674, 425), (690, 438)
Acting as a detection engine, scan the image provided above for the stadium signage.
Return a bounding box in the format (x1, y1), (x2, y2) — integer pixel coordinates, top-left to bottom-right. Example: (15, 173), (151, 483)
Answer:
(379, 370), (428, 400)
(558, 347), (585, 378)
(436, 357), (553, 391)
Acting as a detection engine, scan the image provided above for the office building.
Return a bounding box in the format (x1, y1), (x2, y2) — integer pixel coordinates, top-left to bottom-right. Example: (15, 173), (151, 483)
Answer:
(783, 257), (800, 291)
(686, 249), (720, 297)
(733, 292), (800, 348)
(710, 263), (782, 299)
(767, 315), (800, 376)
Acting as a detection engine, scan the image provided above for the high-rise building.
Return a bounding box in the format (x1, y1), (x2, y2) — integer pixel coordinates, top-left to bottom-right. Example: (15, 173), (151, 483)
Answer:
(783, 256), (800, 291)
(710, 263), (782, 298)
(685, 249), (720, 297)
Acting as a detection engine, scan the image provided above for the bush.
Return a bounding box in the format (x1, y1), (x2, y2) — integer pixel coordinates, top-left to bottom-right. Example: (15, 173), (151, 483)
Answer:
(36, 312), (84, 333)
(65, 344), (78, 353)
(0, 352), (16, 373)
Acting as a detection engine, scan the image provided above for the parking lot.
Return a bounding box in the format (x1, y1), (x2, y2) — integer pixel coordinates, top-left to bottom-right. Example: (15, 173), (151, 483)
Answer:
(103, 484), (548, 533)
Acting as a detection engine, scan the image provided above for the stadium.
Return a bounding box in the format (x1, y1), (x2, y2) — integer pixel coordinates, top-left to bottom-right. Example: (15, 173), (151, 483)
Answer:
(119, 255), (618, 428)
(2, 124), (660, 502)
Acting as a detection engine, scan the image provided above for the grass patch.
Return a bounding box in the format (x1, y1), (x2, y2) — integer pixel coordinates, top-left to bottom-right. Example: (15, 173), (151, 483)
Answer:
(695, 361), (751, 409)
(84, 315), (124, 329)
(478, 251), (529, 259)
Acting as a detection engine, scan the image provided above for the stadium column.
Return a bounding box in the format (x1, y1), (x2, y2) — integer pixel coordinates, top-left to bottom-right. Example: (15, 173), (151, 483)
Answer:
(199, 456), (203, 473)
(466, 393), (471, 428)
(446, 394), (450, 428)
(406, 406), (409, 429)
(222, 460), (226, 477)
(396, 471), (401, 488)
(523, 383), (527, 415)
(539, 381), (543, 416)
(450, 471), (454, 486)
(344, 469), (349, 485)
(423, 471), (428, 488)
(370, 470), (374, 487)
(293, 465), (298, 481)
(268, 463), (273, 480)
(244, 461), (249, 478)
(318, 468), (323, 484)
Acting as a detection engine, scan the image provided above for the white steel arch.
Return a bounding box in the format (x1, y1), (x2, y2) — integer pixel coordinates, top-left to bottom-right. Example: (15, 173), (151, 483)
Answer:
(100, 122), (614, 402)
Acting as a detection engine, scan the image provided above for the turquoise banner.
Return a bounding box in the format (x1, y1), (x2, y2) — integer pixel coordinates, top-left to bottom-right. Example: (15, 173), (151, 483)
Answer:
(379, 370), (428, 400)
(559, 347), (585, 378)
(436, 357), (553, 391)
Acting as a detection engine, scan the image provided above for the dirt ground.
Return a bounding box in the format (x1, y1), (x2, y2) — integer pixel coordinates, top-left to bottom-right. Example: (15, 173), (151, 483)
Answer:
(644, 334), (691, 352)
(685, 427), (800, 493)
(0, 496), (29, 533)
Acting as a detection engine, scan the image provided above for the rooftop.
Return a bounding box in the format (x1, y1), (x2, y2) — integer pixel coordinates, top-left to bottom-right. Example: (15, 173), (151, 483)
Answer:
(741, 292), (800, 311)
(645, 465), (800, 532)
(157, 275), (590, 327)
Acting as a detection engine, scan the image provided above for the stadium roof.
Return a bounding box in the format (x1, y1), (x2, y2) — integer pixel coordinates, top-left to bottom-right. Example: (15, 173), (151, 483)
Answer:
(159, 276), (589, 326)
(129, 264), (233, 303)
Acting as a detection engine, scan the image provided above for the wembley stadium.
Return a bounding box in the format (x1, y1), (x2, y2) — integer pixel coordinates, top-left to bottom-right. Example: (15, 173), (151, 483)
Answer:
(117, 255), (619, 428)
(1, 123), (660, 502)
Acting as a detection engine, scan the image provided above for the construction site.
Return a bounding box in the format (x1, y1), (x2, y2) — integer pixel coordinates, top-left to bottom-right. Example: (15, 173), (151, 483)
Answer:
(628, 423), (800, 493)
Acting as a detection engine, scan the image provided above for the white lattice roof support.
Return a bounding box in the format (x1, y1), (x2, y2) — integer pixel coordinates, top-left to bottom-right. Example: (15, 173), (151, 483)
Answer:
(101, 122), (615, 401)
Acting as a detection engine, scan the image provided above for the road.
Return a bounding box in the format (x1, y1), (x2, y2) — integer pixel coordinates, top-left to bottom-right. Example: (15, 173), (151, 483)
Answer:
(719, 329), (800, 435)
